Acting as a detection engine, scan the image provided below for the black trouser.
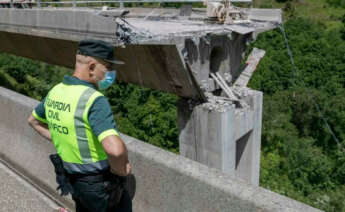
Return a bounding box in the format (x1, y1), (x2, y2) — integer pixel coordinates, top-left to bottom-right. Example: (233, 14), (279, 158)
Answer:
(70, 173), (132, 212)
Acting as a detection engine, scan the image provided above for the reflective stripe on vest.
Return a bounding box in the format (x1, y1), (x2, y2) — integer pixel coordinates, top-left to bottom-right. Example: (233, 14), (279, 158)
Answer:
(63, 159), (109, 174)
(45, 83), (109, 174)
(75, 87), (95, 164)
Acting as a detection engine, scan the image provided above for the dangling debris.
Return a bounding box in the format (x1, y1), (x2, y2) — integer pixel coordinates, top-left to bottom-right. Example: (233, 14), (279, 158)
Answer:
(234, 48), (265, 87)
(210, 73), (238, 101)
(210, 72), (250, 108)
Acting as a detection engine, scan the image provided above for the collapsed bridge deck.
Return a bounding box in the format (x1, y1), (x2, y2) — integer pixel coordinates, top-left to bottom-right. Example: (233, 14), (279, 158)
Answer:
(0, 7), (281, 98)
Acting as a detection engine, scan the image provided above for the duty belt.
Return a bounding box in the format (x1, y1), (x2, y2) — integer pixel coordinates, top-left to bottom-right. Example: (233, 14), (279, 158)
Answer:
(69, 171), (114, 183)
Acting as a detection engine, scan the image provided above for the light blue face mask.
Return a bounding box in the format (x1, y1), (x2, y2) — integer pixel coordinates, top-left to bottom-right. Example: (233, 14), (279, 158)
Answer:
(98, 70), (116, 90)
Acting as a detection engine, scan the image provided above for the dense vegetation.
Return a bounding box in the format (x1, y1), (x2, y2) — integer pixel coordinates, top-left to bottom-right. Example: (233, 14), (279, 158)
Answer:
(248, 18), (345, 211)
(0, 0), (344, 211)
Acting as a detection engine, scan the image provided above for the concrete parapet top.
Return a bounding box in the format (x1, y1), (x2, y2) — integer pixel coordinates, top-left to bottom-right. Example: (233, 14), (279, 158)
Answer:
(0, 86), (322, 212)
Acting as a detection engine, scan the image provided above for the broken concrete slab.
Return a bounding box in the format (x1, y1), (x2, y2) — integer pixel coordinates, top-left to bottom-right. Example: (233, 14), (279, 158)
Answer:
(234, 47), (266, 87)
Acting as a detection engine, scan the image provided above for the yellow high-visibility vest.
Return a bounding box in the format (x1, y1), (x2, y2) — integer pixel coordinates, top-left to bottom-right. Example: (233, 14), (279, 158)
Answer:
(44, 83), (109, 174)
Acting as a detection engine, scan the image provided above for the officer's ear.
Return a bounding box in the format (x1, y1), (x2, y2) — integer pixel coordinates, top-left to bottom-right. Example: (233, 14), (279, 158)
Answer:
(88, 61), (97, 76)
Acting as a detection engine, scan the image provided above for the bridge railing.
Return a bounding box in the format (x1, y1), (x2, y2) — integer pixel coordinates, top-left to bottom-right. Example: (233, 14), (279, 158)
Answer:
(9, 0), (252, 9)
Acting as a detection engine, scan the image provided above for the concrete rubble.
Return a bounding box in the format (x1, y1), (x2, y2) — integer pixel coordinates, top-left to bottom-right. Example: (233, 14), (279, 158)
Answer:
(205, 1), (249, 24)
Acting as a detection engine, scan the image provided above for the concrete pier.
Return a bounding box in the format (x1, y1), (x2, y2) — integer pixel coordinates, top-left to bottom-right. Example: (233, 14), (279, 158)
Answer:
(178, 89), (262, 185)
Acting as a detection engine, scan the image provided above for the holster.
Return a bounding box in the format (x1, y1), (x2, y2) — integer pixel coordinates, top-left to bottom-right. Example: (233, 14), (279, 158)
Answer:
(49, 154), (74, 196)
(104, 176), (126, 209)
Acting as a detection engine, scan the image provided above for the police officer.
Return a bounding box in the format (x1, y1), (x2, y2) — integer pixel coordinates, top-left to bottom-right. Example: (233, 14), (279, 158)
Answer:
(28, 39), (132, 212)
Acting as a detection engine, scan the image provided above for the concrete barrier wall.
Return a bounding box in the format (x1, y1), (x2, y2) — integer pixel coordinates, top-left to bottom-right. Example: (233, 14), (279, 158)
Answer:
(0, 86), (322, 212)
(0, 87), (74, 209)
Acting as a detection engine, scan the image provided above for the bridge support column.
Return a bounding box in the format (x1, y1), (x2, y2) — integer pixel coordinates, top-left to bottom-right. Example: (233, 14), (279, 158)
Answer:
(178, 90), (262, 186)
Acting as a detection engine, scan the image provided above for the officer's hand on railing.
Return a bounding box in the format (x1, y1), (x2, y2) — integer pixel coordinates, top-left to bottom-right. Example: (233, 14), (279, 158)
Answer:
(110, 162), (131, 176)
